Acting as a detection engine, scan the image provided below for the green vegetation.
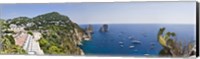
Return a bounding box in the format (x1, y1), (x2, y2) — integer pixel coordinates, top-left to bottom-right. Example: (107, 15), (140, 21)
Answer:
(25, 12), (85, 55)
(3, 30), (15, 34)
(0, 35), (27, 54)
(9, 17), (31, 26)
(0, 12), (85, 55)
(0, 19), (27, 54)
(0, 20), (10, 30)
(157, 27), (195, 57)
(27, 31), (33, 36)
(0, 19), (4, 39)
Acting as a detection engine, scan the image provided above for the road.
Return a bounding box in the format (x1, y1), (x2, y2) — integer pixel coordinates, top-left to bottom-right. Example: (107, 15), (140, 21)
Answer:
(23, 32), (44, 55)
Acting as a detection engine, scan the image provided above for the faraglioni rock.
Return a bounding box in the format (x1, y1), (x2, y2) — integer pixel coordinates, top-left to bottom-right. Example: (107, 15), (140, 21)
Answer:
(86, 24), (93, 34)
(99, 24), (108, 32)
(83, 24), (93, 40)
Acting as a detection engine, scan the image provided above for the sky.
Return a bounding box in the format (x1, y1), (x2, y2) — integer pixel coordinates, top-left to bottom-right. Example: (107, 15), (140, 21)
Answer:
(0, 2), (196, 24)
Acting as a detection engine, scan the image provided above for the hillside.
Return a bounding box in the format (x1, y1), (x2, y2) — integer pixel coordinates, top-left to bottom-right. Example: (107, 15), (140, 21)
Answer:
(24, 12), (86, 55)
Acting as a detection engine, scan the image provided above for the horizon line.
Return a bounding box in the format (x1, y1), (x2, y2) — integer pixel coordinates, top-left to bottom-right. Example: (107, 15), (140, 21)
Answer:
(76, 23), (196, 25)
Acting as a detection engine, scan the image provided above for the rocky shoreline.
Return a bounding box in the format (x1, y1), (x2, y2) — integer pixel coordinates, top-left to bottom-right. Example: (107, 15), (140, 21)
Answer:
(73, 24), (94, 55)
(79, 24), (109, 55)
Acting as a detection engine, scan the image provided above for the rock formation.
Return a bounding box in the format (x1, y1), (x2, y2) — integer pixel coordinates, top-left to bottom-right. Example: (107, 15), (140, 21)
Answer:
(99, 24), (108, 32)
(86, 24), (93, 34)
(83, 24), (93, 40)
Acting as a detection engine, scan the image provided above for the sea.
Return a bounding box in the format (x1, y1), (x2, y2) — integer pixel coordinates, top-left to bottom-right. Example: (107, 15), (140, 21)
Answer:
(79, 24), (196, 56)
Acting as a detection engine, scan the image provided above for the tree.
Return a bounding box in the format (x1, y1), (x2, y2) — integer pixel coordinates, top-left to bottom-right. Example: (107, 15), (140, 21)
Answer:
(10, 17), (30, 26)
(27, 31), (33, 36)
(0, 35), (27, 54)
(0, 19), (27, 54)
(157, 27), (195, 57)
(48, 45), (62, 54)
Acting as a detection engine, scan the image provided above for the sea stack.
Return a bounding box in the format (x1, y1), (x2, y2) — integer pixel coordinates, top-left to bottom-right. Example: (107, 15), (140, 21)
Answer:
(86, 24), (93, 34)
(99, 24), (108, 32)
(83, 24), (93, 40)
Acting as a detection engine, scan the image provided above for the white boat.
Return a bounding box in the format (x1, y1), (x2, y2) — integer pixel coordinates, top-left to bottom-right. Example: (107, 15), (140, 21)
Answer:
(144, 54), (150, 56)
(128, 36), (136, 40)
(132, 40), (141, 44)
(129, 45), (134, 48)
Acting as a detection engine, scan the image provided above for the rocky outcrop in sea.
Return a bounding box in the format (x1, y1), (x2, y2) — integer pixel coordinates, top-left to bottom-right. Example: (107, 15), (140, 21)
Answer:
(99, 24), (108, 32)
(86, 24), (93, 34)
(83, 24), (93, 40)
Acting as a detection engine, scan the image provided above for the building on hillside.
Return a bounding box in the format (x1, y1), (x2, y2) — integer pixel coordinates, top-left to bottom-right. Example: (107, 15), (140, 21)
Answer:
(9, 24), (25, 32)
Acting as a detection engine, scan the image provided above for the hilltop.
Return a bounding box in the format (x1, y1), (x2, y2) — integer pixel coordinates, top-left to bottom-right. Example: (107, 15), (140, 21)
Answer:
(1, 12), (87, 55)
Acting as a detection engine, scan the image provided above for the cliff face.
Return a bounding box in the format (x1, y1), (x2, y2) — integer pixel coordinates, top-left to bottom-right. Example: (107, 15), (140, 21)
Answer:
(24, 12), (86, 55)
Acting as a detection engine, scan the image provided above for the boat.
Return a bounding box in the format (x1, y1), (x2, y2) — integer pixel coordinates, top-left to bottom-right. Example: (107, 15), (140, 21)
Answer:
(129, 45), (134, 48)
(144, 54), (150, 56)
(131, 40), (141, 44)
(119, 41), (123, 44)
(128, 35), (136, 39)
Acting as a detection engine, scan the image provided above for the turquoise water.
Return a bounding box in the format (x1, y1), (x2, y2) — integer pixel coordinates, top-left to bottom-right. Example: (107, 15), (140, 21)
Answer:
(79, 24), (195, 56)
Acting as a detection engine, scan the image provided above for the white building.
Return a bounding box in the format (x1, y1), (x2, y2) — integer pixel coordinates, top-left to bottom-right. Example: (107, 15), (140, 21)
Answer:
(9, 24), (25, 32)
